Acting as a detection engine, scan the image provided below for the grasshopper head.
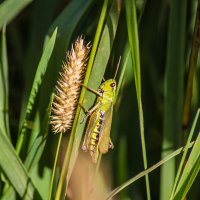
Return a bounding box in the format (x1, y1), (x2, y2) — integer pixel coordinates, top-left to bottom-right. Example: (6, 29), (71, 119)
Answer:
(98, 79), (116, 95)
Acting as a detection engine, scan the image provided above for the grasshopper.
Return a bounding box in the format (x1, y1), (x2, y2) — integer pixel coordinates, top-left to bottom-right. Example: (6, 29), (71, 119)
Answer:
(81, 57), (121, 163)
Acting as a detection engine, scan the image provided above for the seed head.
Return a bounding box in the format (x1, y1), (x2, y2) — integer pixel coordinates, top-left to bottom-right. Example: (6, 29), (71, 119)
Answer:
(50, 36), (90, 133)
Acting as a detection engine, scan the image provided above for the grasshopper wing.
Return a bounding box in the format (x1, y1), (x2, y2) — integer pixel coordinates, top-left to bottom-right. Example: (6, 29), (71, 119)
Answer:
(98, 105), (113, 154)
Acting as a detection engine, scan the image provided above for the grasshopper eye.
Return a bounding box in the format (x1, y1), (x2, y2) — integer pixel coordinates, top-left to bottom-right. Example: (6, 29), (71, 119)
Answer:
(110, 83), (115, 88)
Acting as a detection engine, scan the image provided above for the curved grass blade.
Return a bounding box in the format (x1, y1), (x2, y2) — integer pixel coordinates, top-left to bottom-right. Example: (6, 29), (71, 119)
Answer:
(106, 141), (195, 200)
(125, 1), (150, 199)
(0, 127), (42, 200)
(0, 0), (32, 30)
(16, 28), (57, 155)
(0, 26), (10, 137)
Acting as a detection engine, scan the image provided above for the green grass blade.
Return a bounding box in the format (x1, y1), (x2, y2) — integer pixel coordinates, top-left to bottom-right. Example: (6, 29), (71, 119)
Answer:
(16, 28), (57, 155)
(48, 132), (62, 200)
(173, 132), (200, 200)
(0, 127), (42, 200)
(106, 141), (195, 200)
(125, 1), (150, 199)
(1, 189), (16, 200)
(67, 0), (122, 186)
(0, 0), (32, 30)
(160, 1), (187, 199)
(170, 109), (200, 199)
(0, 26), (10, 137)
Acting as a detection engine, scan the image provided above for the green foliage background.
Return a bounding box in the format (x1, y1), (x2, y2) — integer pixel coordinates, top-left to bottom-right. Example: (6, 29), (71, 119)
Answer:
(0, 0), (199, 200)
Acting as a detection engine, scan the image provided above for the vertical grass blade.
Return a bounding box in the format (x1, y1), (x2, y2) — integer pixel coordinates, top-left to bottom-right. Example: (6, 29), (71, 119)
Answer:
(0, 128), (42, 200)
(160, 1), (187, 199)
(16, 28), (57, 155)
(125, 1), (150, 199)
(0, 0), (32, 30)
(0, 26), (10, 137)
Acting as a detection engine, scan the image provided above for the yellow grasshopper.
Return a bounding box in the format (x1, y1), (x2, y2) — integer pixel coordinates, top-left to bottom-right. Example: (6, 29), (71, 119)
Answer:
(81, 57), (121, 163)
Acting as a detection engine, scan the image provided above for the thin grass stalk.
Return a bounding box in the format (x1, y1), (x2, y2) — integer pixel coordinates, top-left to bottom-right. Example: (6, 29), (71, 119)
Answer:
(125, 1), (150, 199)
(48, 132), (62, 200)
(106, 141), (195, 200)
(54, 1), (109, 199)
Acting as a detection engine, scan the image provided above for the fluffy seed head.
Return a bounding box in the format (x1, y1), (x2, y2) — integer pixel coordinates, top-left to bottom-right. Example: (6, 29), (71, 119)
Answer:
(50, 36), (90, 133)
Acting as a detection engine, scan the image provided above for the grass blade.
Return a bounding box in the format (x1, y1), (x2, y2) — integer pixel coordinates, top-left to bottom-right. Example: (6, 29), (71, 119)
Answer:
(160, 1), (187, 199)
(170, 109), (200, 199)
(0, 0), (32, 30)
(125, 1), (150, 199)
(0, 127), (41, 200)
(173, 132), (200, 200)
(16, 28), (57, 155)
(24, 96), (53, 171)
(48, 131), (62, 200)
(0, 26), (10, 137)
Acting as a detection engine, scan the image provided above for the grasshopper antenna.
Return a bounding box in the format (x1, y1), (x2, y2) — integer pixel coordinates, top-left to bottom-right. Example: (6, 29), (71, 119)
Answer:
(114, 56), (121, 80)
